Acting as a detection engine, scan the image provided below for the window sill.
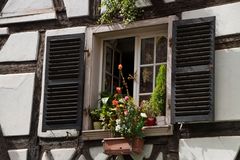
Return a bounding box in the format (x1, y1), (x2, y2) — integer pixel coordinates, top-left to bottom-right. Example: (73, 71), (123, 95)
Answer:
(82, 125), (173, 141)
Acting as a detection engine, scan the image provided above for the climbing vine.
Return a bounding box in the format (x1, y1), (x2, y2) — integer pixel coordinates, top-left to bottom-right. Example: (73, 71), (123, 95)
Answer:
(98, 0), (139, 24)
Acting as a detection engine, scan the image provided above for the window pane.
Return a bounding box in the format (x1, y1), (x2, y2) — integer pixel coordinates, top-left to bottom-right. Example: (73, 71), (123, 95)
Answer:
(105, 73), (112, 93)
(155, 65), (160, 86)
(156, 36), (167, 63)
(140, 66), (153, 93)
(113, 51), (121, 76)
(141, 38), (154, 64)
(106, 47), (113, 73)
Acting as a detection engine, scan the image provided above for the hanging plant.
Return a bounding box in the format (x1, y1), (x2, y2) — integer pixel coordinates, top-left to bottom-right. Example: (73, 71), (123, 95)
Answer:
(98, 0), (140, 24)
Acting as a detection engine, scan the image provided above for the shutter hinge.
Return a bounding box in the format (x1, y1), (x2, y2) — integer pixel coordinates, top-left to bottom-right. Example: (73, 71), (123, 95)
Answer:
(84, 49), (90, 57)
(178, 122), (184, 131)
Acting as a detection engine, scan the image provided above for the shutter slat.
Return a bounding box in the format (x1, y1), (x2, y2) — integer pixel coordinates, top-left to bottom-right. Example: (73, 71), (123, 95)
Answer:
(172, 17), (215, 123)
(175, 110), (210, 116)
(42, 34), (85, 131)
(177, 34), (211, 41)
(49, 49), (81, 55)
(175, 105), (210, 111)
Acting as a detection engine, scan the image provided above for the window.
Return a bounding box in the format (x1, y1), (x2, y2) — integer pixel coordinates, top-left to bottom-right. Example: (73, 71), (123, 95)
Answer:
(137, 36), (167, 104)
(101, 32), (168, 108)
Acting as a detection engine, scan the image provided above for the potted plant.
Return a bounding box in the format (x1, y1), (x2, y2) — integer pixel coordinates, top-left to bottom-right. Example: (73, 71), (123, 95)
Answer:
(149, 64), (166, 126)
(90, 108), (102, 130)
(102, 64), (147, 155)
(140, 100), (156, 126)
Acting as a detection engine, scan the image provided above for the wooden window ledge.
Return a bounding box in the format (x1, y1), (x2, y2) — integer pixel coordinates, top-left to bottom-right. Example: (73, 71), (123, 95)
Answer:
(82, 125), (173, 141)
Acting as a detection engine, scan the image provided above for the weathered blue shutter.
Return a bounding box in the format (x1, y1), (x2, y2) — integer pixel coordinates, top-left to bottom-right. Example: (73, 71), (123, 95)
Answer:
(172, 17), (215, 123)
(42, 34), (85, 131)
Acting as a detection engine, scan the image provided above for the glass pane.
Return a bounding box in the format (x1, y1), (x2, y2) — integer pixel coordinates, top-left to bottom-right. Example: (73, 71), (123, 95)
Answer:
(155, 65), (160, 86)
(113, 77), (120, 90)
(141, 38), (154, 64)
(105, 73), (112, 93)
(106, 47), (113, 73)
(113, 51), (121, 76)
(140, 66), (153, 93)
(156, 36), (167, 63)
(139, 95), (151, 105)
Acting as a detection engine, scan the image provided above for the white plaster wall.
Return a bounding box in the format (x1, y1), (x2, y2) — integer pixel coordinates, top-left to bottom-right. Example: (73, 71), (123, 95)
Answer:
(63, 0), (89, 18)
(182, 2), (240, 36)
(38, 27), (86, 138)
(0, 0), (56, 24)
(0, 27), (9, 35)
(0, 73), (35, 136)
(8, 149), (28, 160)
(179, 136), (240, 160)
(0, 31), (39, 62)
(215, 48), (240, 121)
(42, 148), (76, 160)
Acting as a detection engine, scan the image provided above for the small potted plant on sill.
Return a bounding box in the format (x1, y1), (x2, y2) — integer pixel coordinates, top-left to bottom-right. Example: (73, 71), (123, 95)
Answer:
(90, 108), (102, 130)
(102, 64), (147, 155)
(140, 100), (157, 126)
(149, 64), (166, 126)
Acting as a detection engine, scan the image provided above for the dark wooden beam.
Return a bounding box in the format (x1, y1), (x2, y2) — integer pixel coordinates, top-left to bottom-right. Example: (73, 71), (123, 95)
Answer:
(179, 121), (240, 138)
(0, 61), (36, 74)
(52, 0), (70, 26)
(0, 125), (11, 160)
(0, 0), (7, 11)
(145, 0), (240, 19)
(216, 33), (240, 50)
(235, 148), (240, 160)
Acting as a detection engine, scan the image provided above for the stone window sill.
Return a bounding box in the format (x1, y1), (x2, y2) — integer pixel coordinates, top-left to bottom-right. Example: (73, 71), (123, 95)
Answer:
(82, 125), (173, 141)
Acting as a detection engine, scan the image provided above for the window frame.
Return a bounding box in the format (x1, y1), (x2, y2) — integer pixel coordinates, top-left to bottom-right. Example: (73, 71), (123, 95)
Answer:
(84, 16), (178, 132)
(135, 33), (168, 105)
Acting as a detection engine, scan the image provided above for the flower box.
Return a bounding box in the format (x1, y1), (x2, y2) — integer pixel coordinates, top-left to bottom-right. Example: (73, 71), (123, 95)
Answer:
(103, 137), (144, 155)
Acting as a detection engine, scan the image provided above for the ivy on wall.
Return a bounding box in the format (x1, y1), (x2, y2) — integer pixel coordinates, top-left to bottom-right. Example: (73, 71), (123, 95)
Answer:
(98, 0), (140, 24)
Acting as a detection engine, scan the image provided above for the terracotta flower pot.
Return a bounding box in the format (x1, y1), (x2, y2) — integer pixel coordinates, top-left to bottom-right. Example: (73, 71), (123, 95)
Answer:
(145, 117), (156, 126)
(103, 137), (144, 155)
(132, 138), (144, 154)
(103, 137), (132, 155)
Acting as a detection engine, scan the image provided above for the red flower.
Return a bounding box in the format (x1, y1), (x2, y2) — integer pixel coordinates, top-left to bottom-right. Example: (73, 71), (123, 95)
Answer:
(116, 87), (122, 94)
(112, 99), (118, 106)
(118, 64), (123, 70)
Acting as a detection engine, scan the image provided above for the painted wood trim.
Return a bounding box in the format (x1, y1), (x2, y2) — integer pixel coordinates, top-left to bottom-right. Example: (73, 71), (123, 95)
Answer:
(166, 15), (178, 124)
(82, 125), (173, 141)
(91, 17), (169, 34)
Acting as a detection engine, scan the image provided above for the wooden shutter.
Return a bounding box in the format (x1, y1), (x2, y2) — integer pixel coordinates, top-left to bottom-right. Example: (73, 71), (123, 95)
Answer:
(172, 17), (215, 123)
(42, 34), (85, 131)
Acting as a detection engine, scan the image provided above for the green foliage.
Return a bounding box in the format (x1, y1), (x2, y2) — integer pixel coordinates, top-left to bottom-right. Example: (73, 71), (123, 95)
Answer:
(140, 100), (155, 118)
(150, 64), (167, 115)
(98, 0), (139, 24)
(90, 108), (101, 121)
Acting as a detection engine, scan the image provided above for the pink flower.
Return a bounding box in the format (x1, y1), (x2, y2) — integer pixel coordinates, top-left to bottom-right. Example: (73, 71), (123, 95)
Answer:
(116, 87), (122, 94)
(124, 96), (129, 101)
(124, 109), (128, 116)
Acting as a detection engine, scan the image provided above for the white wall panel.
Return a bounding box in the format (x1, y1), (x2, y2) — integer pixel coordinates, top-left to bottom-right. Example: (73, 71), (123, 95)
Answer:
(0, 73), (35, 136)
(215, 48), (240, 121)
(179, 136), (240, 160)
(182, 2), (240, 36)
